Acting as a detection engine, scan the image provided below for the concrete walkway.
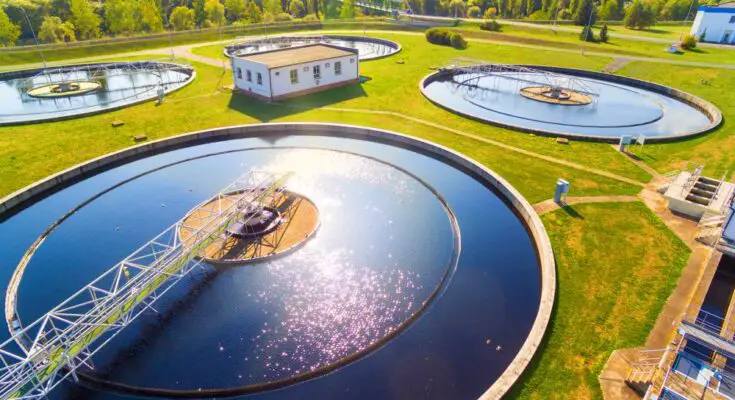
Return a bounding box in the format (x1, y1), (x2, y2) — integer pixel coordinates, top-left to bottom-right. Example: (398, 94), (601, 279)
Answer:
(532, 195), (640, 214)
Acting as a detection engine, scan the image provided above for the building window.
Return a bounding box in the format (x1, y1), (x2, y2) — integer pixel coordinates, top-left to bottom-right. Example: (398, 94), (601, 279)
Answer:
(335, 61), (342, 76)
(730, 15), (735, 23)
(290, 69), (298, 84)
(237, 68), (242, 79)
(246, 70), (252, 82)
(257, 73), (263, 85)
(275, 71), (280, 76)
(325, 62), (330, 68)
(313, 65), (321, 79)
(303, 66), (309, 72)
(350, 58), (355, 64)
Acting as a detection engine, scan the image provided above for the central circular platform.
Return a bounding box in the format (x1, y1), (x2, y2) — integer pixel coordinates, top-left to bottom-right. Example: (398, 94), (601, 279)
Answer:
(26, 80), (101, 98)
(179, 190), (319, 265)
(519, 86), (592, 105)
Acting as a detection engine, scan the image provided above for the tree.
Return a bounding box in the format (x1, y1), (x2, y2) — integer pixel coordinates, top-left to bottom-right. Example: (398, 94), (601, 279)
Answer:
(139, 0), (163, 32)
(323, 0), (339, 17)
(39, 15), (76, 42)
(70, 0), (100, 39)
(205, 0), (225, 25)
(659, 0), (694, 20)
(170, 5), (195, 29)
(624, 0), (655, 29)
(579, 24), (594, 41)
(340, 0), (355, 17)
(192, 0), (207, 25)
(699, 27), (706, 41)
(289, 0), (306, 17)
(264, 0), (284, 14)
(466, 4), (480, 16)
(598, 0), (620, 20)
(225, 0), (246, 21)
(680, 33), (697, 49)
(573, 0), (596, 25)
(599, 22), (608, 42)
(244, 0), (263, 21)
(105, 0), (138, 35)
(0, 8), (21, 47)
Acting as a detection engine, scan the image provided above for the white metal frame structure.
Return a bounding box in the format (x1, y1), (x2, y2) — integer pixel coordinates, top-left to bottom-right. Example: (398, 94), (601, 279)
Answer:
(0, 170), (291, 399)
(444, 58), (600, 100)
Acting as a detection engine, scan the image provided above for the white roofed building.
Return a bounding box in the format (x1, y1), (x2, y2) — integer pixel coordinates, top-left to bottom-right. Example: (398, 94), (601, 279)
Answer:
(230, 43), (360, 102)
(690, 2), (735, 44)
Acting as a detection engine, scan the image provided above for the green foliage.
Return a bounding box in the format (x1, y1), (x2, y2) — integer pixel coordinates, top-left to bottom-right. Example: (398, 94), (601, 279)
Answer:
(170, 5), (195, 30)
(192, 0), (207, 26)
(482, 7), (497, 18)
(624, 0), (656, 29)
(244, 0), (263, 22)
(275, 11), (292, 20)
(204, 0), (225, 26)
(479, 18), (501, 31)
(302, 13), (319, 20)
(425, 27), (466, 49)
(598, 0), (621, 20)
(599, 23), (608, 42)
(138, 0), (163, 32)
(466, 4), (480, 16)
(573, 0), (596, 25)
(289, 0), (306, 17)
(0, 8), (21, 46)
(263, 0), (284, 15)
(39, 15), (76, 42)
(659, 0), (694, 20)
(105, 0), (137, 35)
(339, 0), (355, 18)
(680, 33), (697, 50)
(225, 0), (247, 22)
(579, 24), (594, 41)
(70, 0), (100, 39)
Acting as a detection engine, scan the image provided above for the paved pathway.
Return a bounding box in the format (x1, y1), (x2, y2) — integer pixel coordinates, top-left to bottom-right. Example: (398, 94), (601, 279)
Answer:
(603, 57), (632, 73)
(532, 195), (640, 214)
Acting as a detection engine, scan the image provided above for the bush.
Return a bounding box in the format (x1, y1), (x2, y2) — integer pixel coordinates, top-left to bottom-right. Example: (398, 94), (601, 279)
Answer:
(466, 5), (481, 18)
(302, 13), (319, 21)
(681, 33), (697, 50)
(699, 28), (707, 41)
(480, 19), (501, 31)
(275, 12), (292, 21)
(599, 23), (609, 42)
(482, 7), (497, 19)
(425, 27), (467, 49)
(579, 25), (595, 42)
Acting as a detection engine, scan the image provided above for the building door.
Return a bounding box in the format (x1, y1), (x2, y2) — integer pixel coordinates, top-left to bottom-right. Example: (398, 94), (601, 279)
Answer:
(723, 31), (732, 43)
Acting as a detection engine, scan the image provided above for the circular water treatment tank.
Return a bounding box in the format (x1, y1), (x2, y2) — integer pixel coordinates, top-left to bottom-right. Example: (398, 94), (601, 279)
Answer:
(225, 35), (401, 61)
(421, 65), (722, 142)
(0, 61), (195, 125)
(0, 124), (553, 400)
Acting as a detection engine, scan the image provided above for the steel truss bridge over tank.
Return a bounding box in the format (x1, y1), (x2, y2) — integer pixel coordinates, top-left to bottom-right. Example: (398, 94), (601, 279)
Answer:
(0, 170), (292, 399)
(444, 57), (600, 101)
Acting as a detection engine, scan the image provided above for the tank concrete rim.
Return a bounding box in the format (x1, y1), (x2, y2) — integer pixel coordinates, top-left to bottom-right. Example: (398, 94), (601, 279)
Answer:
(223, 34), (401, 61)
(420, 64), (723, 143)
(0, 61), (196, 126)
(0, 123), (555, 400)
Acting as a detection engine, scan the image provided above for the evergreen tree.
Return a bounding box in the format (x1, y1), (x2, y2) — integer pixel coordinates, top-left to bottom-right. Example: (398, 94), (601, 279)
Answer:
(192, 0), (207, 25)
(599, 22), (608, 41)
(699, 28), (706, 41)
(579, 24), (594, 41)
(573, 0), (596, 25)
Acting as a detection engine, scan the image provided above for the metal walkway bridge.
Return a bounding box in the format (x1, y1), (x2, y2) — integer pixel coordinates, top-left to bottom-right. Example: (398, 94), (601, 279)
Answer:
(0, 170), (291, 399)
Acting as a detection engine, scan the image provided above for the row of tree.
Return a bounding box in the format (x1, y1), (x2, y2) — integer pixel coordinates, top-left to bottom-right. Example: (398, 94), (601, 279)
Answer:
(0, 0), (363, 46)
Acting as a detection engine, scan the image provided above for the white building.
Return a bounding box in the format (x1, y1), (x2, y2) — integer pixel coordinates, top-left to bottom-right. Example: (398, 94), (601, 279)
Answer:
(690, 2), (735, 44)
(230, 43), (360, 101)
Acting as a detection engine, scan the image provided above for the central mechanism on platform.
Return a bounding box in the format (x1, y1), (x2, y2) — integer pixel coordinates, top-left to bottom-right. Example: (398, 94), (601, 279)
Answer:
(26, 81), (102, 98)
(519, 86), (593, 105)
(227, 206), (283, 238)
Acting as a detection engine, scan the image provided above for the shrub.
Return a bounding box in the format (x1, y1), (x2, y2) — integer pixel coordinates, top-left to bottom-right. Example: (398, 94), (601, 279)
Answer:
(599, 23), (609, 42)
(482, 7), (497, 19)
(579, 25), (595, 42)
(699, 28), (707, 42)
(425, 27), (467, 49)
(302, 13), (319, 21)
(480, 19), (501, 31)
(466, 5), (481, 18)
(681, 33), (697, 50)
(275, 12), (292, 21)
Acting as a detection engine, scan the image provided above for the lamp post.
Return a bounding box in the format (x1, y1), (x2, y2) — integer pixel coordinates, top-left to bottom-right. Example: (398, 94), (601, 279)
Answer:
(164, 4), (175, 60)
(21, 7), (46, 69)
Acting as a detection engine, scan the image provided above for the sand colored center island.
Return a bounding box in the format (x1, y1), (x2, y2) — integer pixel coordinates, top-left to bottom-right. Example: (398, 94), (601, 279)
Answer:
(519, 86), (593, 105)
(179, 189), (319, 265)
(26, 81), (102, 98)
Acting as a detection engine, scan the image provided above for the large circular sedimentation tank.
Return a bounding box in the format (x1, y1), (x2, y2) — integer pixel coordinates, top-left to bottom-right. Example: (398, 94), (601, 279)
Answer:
(225, 35), (401, 61)
(0, 61), (195, 125)
(0, 124), (553, 399)
(421, 65), (722, 142)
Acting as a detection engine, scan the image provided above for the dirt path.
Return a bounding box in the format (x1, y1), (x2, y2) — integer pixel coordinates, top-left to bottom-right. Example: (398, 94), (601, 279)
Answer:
(532, 195), (640, 214)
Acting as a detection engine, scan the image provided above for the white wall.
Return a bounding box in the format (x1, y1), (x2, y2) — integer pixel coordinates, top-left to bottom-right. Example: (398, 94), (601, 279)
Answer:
(690, 9), (735, 43)
(269, 54), (359, 98)
(232, 58), (272, 98)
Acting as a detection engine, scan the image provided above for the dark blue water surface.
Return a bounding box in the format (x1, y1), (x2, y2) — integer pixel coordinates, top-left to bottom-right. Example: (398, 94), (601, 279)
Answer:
(0, 65), (191, 124)
(423, 72), (712, 139)
(0, 134), (540, 399)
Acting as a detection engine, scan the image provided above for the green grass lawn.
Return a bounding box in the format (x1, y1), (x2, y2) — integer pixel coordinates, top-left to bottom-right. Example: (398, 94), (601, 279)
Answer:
(458, 22), (735, 63)
(510, 202), (690, 399)
(617, 62), (735, 179)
